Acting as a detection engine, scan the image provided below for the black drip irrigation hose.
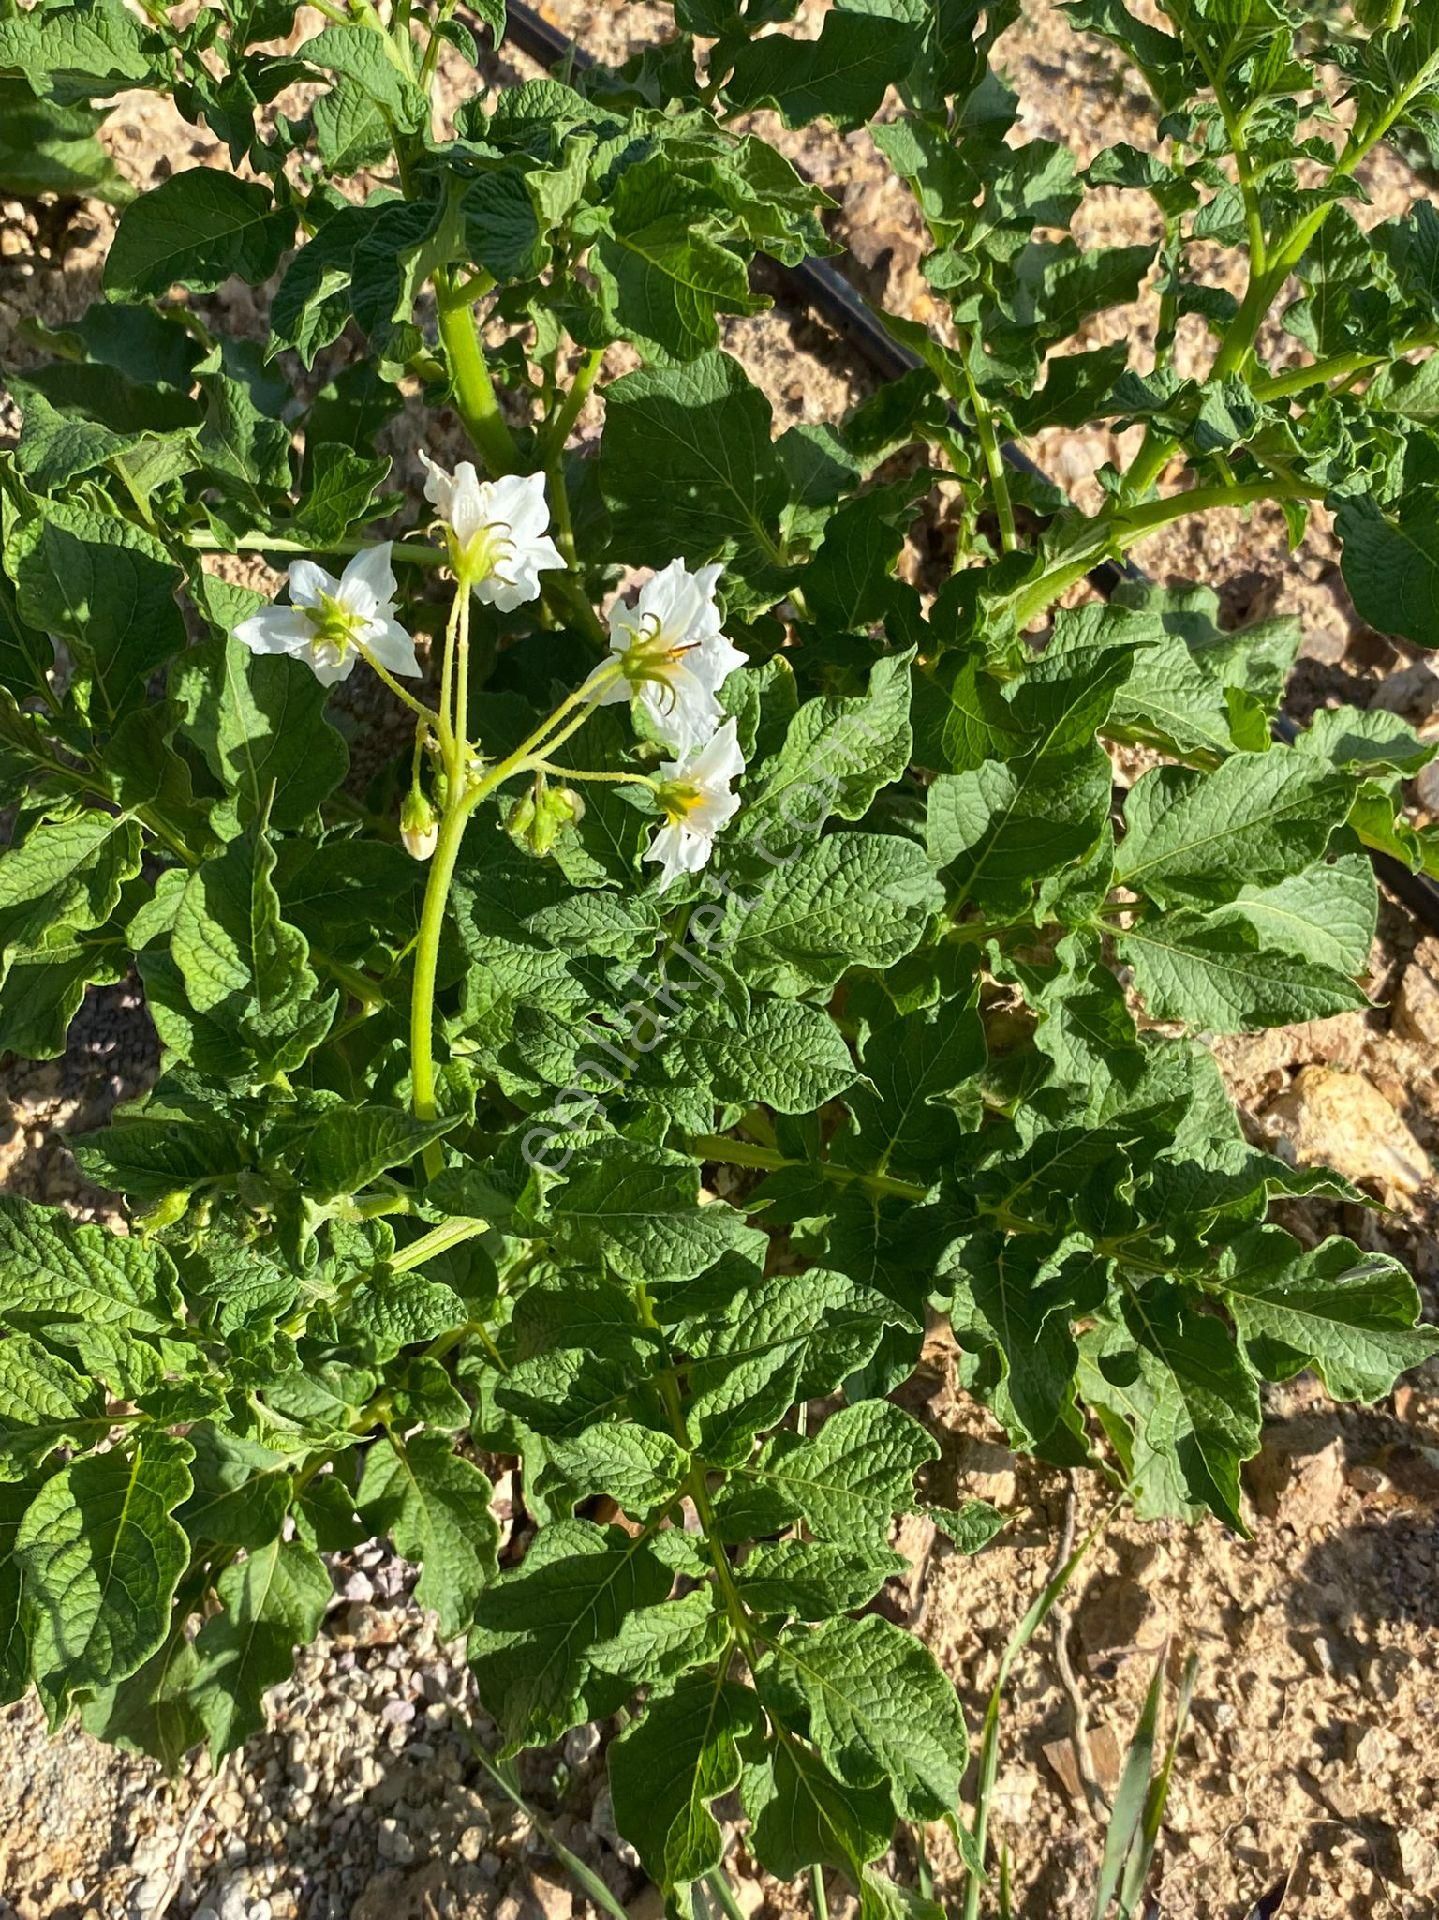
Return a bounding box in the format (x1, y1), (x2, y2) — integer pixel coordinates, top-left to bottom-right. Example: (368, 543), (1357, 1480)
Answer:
(496, 0), (1439, 936)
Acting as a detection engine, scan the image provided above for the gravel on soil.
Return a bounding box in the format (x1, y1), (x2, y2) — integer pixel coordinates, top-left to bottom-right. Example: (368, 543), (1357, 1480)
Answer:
(3, 4), (1438, 1918)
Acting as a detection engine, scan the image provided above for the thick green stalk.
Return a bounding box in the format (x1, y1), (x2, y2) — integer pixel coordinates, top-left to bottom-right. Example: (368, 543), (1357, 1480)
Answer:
(185, 530), (443, 566)
(1008, 477), (1324, 630)
(409, 794), (474, 1173)
(686, 1132), (929, 1202)
(434, 269), (519, 476)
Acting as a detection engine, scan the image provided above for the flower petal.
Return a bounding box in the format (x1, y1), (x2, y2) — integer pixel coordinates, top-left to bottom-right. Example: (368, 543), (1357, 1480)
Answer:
(419, 450), (455, 520)
(234, 607), (315, 657)
(644, 820), (712, 893)
(340, 542), (397, 618)
(287, 559), (338, 609)
(364, 616), (421, 679)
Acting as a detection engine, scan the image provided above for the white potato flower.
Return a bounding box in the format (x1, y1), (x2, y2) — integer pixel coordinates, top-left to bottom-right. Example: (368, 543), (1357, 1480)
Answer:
(232, 545), (418, 688)
(644, 718), (745, 894)
(419, 454), (566, 610)
(600, 559), (746, 755)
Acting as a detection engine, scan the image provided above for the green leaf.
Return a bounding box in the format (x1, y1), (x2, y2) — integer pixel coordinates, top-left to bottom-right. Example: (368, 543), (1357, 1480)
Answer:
(934, 621), (1138, 914)
(599, 351), (791, 606)
(469, 1519), (673, 1749)
(1335, 491), (1439, 649)
(16, 1432), (193, 1703)
(8, 503), (186, 713)
(544, 1424), (691, 1519)
(1210, 853), (1376, 976)
(0, 945), (123, 1062)
(843, 999), (985, 1177)
(742, 653), (914, 854)
(726, 8), (912, 129)
(172, 636), (349, 833)
(682, 998), (858, 1114)
(105, 170), (293, 298)
(189, 1533), (331, 1759)
(675, 1265), (898, 1462)
(357, 1433), (497, 1639)
(0, 82), (128, 202)
(0, 812), (139, 966)
(1116, 911), (1368, 1033)
(737, 1540), (905, 1619)
(713, 1400), (937, 1551)
(727, 833), (942, 996)
(746, 1738), (895, 1884)
(0, 1196), (180, 1333)
(762, 1614), (967, 1820)
(301, 1104), (458, 1200)
(944, 1230), (1104, 1450)
(1116, 753), (1353, 908)
(588, 1587), (727, 1693)
(0, 1334), (105, 1470)
(171, 829), (333, 1077)
(549, 1139), (760, 1285)
(1218, 1227), (1439, 1401)
(297, 24), (428, 132)
(0, 0), (154, 105)
(1079, 1292), (1260, 1530)
(590, 156), (766, 361)
(609, 1671), (763, 1887)
(929, 1499), (1005, 1554)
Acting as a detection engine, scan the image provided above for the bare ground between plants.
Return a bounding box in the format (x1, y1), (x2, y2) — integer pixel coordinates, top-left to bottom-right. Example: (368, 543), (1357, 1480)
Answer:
(2, 4), (1439, 1918)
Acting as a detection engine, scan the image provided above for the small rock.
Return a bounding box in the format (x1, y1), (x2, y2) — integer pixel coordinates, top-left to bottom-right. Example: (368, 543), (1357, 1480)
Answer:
(343, 1570), (376, 1604)
(377, 1818), (416, 1864)
(590, 1782), (642, 1870)
(563, 1723), (601, 1768)
(1381, 1442), (1439, 1506)
(1371, 661), (1439, 724)
(525, 1870), (573, 1920)
(458, 1825), (487, 1864)
(1352, 1726), (1391, 1775)
(1393, 943), (1439, 1047)
(1400, 1828), (1439, 1893)
(954, 1437), (1018, 1507)
(1259, 1067), (1432, 1194)
(1245, 1431), (1346, 1525)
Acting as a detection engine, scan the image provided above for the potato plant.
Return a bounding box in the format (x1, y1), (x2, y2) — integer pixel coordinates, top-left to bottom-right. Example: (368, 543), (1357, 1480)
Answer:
(2, 0), (1439, 1910)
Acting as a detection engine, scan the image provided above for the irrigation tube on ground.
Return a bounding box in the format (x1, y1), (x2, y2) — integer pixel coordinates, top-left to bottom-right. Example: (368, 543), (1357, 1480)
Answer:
(493, 0), (1439, 939)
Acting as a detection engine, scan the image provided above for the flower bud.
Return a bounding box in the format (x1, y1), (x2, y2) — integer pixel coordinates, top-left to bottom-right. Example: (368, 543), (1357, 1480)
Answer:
(401, 786), (440, 861)
(505, 776), (585, 857)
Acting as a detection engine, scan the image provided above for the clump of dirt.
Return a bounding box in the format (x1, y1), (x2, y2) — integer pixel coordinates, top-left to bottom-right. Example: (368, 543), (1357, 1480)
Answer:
(3, 5), (1439, 1920)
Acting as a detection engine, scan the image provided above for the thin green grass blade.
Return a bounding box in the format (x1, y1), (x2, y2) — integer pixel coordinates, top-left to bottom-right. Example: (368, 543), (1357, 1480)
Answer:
(462, 1731), (631, 1920)
(1090, 1650), (1166, 1918)
(1117, 1651), (1199, 1916)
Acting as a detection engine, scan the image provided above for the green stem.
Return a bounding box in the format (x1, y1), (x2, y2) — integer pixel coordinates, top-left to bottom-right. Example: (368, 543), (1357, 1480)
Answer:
(185, 530), (443, 566)
(530, 761), (658, 789)
(686, 1133), (929, 1203)
(406, 665), (621, 1165)
(957, 346), (1017, 555)
(434, 268), (519, 476)
(540, 347), (604, 463)
(1009, 477), (1324, 629)
(409, 797), (474, 1172)
(704, 1872), (750, 1920)
(390, 1214), (490, 1272)
(809, 1867), (830, 1920)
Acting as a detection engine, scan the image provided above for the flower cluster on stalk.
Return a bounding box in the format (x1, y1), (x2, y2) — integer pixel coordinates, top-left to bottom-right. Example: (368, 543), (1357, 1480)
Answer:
(231, 458), (747, 891)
